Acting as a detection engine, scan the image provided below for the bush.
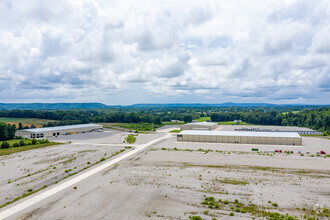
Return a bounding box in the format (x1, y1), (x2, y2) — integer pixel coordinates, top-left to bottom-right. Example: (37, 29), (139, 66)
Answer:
(190, 216), (202, 220)
(229, 212), (234, 216)
(203, 210), (209, 214)
(19, 139), (25, 146)
(272, 203), (278, 207)
(12, 143), (19, 147)
(323, 131), (328, 136)
(1, 142), (10, 149)
(224, 200), (229, 204)
(235, 208), (240, 212)
(31, 139), (37, 145)
(100, 158), (105, 162)
(241, 209), (246, 213)
(235, 199), (238, 203)
(27, 189), (33, 192)
(300, 153), (304, 156)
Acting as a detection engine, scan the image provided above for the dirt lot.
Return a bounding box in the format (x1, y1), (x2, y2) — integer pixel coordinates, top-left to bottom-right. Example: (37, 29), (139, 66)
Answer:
(4, 130), (330, 219)
(1, 127), (329, 220)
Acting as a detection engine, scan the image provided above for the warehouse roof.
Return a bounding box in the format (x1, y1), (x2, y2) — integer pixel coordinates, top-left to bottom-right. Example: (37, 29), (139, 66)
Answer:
(179, 130), (301, 138)
(23, 124), (102, 133)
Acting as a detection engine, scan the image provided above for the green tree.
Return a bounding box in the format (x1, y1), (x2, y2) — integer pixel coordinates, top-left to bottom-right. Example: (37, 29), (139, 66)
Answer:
(18, 122), (23, 130)
(0, 122), (8, 141)
(19, 139), (25, 146)
(31, 139), (37, 145)
(183, 115), (193, 123)
(1, 141), (10, 149)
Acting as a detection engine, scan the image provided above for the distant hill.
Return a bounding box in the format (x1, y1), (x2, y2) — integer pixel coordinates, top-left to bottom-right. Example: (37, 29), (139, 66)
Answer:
(0, 103), (109, 110)
(0, 102), (327, 110)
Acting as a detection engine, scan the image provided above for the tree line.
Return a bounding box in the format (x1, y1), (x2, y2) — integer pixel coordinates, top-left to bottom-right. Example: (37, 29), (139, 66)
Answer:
(0, 123), (17, 141)
(210, 108), (329, 132)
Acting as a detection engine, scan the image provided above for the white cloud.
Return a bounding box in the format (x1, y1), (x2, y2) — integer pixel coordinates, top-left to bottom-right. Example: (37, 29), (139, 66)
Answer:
(0, 0), (329, 104)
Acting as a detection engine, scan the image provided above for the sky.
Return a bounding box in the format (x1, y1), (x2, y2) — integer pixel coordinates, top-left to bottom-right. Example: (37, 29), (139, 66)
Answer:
(0, 0), (329, 105)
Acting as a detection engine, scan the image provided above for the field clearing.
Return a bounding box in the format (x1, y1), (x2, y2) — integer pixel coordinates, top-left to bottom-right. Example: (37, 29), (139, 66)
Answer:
(217, 121), (254, 125)
(197, 117), (211, 122)
(0, 117), (58, 128)
(282, 111), (300, 115)
(0, 142), (60, 156)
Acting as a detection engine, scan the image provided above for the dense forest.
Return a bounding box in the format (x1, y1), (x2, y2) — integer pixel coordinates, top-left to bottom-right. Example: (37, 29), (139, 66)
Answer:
(0, 106), (329, 138)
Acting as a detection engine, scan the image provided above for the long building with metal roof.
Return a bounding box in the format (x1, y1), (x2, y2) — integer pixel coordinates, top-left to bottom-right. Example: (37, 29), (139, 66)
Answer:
(15, 124), (103, 139)
(177, 130), (302, 145)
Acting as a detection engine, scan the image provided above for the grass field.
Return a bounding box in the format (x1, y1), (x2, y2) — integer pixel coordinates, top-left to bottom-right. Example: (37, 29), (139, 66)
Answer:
(197, 117), (211, 122)
(217, 121), (254, 125)
(169, 130), (181, 133)
(162, 121), (185, 125)
(0, 141), (61, 156)
(114, 123), (163, 131)
(282, 111), (300, 115)
(0, 117), (58, 128)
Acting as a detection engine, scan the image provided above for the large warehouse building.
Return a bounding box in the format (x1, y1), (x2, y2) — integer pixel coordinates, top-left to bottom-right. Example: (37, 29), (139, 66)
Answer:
(177, 130), (302, 145)
(15, 124), (103, 139)
(180, 122), (218, 131)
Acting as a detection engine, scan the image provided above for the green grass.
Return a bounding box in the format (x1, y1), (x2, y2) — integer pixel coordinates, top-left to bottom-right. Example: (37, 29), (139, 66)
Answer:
(0, 142), (61, 156)
(169, 130), (181, 133)
(162, 121), (185, 125)
(0, 117), (58, 125)
(197, 117), (210, 122)
(282, 111), (300, 115)
(217, 121), (254, 125)
(114, 123), (162, 131)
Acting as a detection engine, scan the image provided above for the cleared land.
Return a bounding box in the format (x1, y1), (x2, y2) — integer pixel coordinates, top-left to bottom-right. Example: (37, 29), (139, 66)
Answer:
(1, 126), (329, 220)
(0, 118), (58, 128)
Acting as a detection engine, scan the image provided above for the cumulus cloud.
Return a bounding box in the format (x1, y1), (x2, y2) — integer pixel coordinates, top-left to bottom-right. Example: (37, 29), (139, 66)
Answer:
(0, 0), (329, 104)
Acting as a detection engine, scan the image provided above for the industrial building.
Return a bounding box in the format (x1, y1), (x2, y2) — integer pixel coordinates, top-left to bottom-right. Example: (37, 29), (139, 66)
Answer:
(177, 130), (302, 145)
(15, 124), (103, 139)
(180, 122), (218, 130)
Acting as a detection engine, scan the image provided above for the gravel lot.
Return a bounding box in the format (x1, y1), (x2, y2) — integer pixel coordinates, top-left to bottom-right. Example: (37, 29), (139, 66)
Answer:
(1, 127), (329, 220)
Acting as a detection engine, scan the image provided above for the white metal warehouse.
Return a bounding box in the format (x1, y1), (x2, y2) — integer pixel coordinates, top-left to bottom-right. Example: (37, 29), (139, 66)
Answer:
(180, 122), (218, 131)
(15, 124), (103, 139)
(177, 130), (302, 145)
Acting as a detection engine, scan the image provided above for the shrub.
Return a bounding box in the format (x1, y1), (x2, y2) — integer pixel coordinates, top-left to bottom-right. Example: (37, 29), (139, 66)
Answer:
(203, 210), (209, 214)
(190, 216), (202, 220)
(300, 153), (304, 156)
(87, 161), (91, 164)
(235, 199), (238, 203)
(73, 186), (77, 189)
(224, 200), (229, 204)
(215, 203), (220, 208)
(19, 139), (25, 146)
(100, 158), (105, 162)
(1, 142), (10, 149)
(235, 208), (240, 212)
(27, 189), (33, 192)
(272, 203), (278, 207)
(323, 131), (328, 136)
(12, 143), (19, 148)
(229, 212), (234, 216)
(241, 209), (246, 213)
(31, 139), (37, 145)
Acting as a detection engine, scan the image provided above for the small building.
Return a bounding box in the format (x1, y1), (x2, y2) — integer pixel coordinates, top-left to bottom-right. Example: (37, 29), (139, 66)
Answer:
(177, 130), (302, 145)
(15, 124), (103, 139)
(180, 122), (218, 131)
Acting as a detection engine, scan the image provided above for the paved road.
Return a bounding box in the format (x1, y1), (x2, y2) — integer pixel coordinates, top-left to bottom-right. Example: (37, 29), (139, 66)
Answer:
(0, 134), (172, 220)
